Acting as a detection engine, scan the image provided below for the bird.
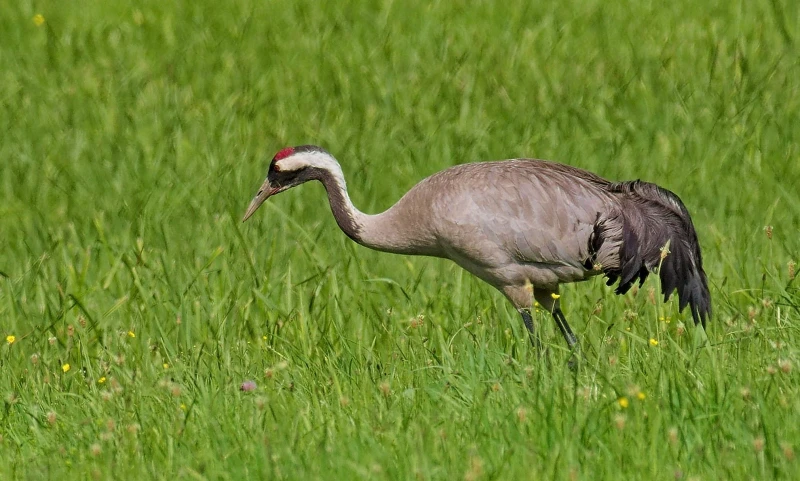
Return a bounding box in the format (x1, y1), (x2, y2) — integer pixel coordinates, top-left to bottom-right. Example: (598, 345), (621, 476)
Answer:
(242, 145), (711, 355)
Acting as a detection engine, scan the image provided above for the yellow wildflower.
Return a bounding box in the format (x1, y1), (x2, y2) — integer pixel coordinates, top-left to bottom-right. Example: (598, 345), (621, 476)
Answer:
(550, 293), (560, 299)
(163, 363), (169, 369)
(33, 14), (45, 27)
(98, 377), (107, 384)
(180, 403), (187, 411)
(618, 397), (629, 408)
(62, 363), (71, 373)
(649, 338), (659, 347)
(6, 335), (15, 345)
(637, 391), (646, 401)
(127, 331), (135, 338)
(262, 335), (267, 341)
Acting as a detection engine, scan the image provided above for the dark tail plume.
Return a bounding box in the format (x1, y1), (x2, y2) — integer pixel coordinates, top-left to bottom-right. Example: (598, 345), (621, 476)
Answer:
(596, 180), (711, 326)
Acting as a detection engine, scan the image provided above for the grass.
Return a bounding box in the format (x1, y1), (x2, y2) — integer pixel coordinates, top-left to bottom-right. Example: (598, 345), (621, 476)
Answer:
(1, 0), (799, 478)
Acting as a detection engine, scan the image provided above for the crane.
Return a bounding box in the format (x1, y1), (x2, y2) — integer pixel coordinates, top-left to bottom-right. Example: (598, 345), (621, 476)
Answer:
(243, 145), (711, 356)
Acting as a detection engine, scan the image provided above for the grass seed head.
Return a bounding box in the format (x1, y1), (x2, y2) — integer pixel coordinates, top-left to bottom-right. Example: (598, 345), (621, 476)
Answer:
(781, 442), (794, 461)
(660, 241), (671, 260)
(409, 314), (425, 328)
(110, 378), (123, 394)
(789, 260), (796, 280)
(464, 456), (483, 481)
(614, 414), (626, 430)
(740, 387), (751, 400)
(90, 443), (102, 456)
(668, 427), (679, 446)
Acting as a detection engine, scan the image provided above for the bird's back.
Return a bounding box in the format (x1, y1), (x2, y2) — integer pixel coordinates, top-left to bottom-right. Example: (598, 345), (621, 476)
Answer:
(391, 159), (618, 288)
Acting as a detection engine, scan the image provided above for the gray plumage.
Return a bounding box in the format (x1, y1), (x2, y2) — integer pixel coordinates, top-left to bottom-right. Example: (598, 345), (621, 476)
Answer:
(243, 145), (711, 352)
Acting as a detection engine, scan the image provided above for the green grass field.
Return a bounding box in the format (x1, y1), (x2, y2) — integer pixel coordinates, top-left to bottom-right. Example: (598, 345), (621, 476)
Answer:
(2, 0), (799, 479)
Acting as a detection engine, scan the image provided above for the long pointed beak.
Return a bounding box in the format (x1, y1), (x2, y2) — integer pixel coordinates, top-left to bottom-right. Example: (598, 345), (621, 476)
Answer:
(242, 180), (275, 222)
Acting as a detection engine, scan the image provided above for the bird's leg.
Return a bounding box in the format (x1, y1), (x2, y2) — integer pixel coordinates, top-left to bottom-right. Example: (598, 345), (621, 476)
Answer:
(518, 308), (542, 351)
(502, 285), (545, 355)
(534, 289), (583, 368)
(552, 307), (578, 349)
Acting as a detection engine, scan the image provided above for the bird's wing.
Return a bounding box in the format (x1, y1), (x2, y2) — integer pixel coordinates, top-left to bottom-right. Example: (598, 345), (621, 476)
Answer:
(424, 160), (617, 270)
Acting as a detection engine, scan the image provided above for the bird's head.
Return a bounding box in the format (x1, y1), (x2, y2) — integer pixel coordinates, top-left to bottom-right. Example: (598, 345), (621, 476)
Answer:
(242, 145), (334, 222)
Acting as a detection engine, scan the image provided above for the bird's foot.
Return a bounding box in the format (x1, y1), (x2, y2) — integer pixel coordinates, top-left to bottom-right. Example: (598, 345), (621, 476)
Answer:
(566, 344), (586, 372)
(567, 355), (580, 372)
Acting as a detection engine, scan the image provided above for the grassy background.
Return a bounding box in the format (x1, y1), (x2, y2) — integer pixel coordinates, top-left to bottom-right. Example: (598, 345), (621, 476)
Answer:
(2, 0), (799, 478)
